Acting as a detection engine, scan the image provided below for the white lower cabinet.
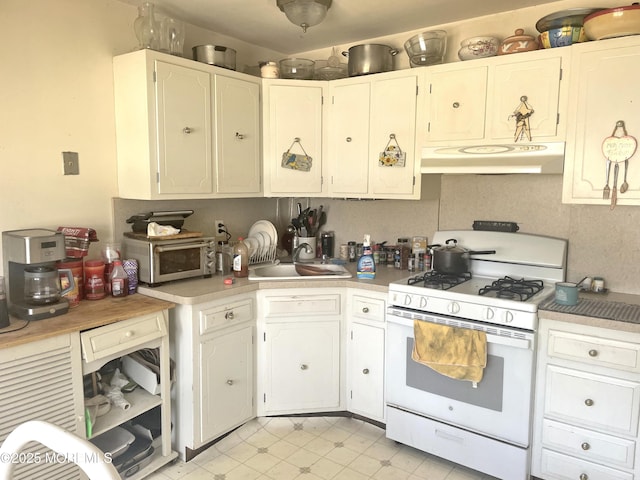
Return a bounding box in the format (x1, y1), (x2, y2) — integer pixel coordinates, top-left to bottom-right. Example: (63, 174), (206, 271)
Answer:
(0, 334), (85, 480)
(257, 289), (343, 416)
(170, 293), (255, 460)
(532, 318), (640, 479)
(199, 325), (253, 444)
(346, 290), (386, 422)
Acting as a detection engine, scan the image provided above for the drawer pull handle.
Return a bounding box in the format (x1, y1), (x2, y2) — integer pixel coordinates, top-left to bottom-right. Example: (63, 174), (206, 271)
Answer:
(125, 331), (133, 338)
(362, 368), (369, 374)
(362, 307), (369, 313)
(584, 398), (594, 407)
(183, 126), (192, 134)
(579, 474), (588, 480)
(226, 379), (234, 386)
(300, 364), (308, 370)
(588, 349), (598, 357)
(225, 311), (235, 320)
(581, 442), (590, 451)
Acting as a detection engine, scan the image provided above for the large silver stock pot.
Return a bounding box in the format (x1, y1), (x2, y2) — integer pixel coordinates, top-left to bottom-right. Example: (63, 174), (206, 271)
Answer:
(342, 44), (398, 77)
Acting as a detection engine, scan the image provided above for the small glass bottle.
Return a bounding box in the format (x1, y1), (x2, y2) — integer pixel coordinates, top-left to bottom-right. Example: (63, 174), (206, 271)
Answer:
(233, 238), (249, 278)
(110, 260), (129, 298)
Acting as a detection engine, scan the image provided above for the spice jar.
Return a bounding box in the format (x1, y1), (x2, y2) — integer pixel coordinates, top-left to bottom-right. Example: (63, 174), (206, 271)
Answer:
(84, 260), (106, 300)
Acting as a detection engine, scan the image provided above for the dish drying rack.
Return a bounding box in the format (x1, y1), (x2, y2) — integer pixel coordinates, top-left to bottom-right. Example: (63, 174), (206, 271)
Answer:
(227, 240), (278, 265)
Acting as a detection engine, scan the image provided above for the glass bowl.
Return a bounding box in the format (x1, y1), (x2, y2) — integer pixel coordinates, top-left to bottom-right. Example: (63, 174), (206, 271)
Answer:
(279, 58), (315, 80)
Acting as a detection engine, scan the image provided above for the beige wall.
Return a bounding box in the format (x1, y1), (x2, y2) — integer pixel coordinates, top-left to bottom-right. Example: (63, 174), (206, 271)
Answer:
(2, 0), (639, 296)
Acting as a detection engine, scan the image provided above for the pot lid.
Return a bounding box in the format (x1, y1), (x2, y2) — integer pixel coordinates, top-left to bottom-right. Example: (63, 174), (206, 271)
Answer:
(535, 8), (605, 32)
(502, 28), (536, 43)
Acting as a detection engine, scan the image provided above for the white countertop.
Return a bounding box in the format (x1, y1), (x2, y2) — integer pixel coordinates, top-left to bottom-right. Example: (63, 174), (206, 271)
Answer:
(138, 263), (410, 305)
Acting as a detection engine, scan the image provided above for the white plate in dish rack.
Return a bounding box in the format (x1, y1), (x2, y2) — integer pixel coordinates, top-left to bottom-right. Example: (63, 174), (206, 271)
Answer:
(254, 231), (269, 255)
(248, 220), (278, 248)
(243, 237), (259, 257)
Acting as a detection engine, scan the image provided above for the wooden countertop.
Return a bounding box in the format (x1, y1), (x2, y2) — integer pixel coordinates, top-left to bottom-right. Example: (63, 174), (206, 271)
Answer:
(0, 295), (175, 349)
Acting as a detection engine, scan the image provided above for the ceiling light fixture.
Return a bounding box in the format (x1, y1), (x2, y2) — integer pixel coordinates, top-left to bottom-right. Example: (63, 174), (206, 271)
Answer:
(276, 0), (332, 33)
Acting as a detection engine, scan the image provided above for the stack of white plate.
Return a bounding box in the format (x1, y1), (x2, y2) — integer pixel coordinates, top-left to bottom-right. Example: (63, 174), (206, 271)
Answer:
(243, 220), (278, 260)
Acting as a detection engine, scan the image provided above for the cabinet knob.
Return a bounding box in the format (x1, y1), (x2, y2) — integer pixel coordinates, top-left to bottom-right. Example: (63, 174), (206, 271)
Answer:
(300, 364), (308, 370)
(581, 442), (590, 451)
(226, 379), (234, 386)
(362, 307), (369, 313)
(183, 127), (192, 134)
(225, 311), (235, 320)
(362, 368), (369, 374)
(346, 137), (352, 142)
(588, 349), (598, 357)
(579, 474), (588, 480)
(452, 102), (460, 108)
(125, 331), (133, 338)
(584, 398), (594, 407)
(235, 132), (245, 140)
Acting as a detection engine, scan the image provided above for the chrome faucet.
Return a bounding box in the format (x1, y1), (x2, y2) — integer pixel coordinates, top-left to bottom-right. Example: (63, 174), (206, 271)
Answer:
(292, 242), (313, 263)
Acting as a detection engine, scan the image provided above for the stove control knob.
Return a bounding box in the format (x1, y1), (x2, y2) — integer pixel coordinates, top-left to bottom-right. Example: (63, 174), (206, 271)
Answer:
(404, 295), (412, 306)
(504, 311), (514, 323)
(419, 296), (428, 309)
(447, 302), (460, 314)
(484, 307), (495, 320)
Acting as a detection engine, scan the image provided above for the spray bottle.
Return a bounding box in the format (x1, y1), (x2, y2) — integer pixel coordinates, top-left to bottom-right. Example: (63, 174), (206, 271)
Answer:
(357, 234), (376, 279)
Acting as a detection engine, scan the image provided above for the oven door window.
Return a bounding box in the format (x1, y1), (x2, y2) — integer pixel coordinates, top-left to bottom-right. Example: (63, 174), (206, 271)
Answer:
(158, 247), (202, 275)
(406, 338), (504, 411)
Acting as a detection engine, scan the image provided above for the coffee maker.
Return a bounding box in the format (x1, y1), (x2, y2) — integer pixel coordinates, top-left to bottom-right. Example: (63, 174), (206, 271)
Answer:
(2, 229), (71, 320)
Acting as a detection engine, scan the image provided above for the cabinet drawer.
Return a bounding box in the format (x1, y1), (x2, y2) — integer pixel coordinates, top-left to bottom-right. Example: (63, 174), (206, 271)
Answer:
(200, 298), (254, 335)
(540, 448), (633, 480)
(81, 312), (167, 363)
(351, 295), (385, 323)
(263, 294), (341, 319)
(548, 328), (640, 373)
(542, 418), (636, 469)
(545, 365), (640, 436)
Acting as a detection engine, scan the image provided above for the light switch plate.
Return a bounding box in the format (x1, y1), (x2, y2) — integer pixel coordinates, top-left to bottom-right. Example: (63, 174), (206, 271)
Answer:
(63, 151), (79, 175)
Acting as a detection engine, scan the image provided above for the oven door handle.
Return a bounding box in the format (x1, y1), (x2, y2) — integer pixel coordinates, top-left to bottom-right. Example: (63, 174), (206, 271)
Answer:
(154, 242), (207, 253)
(485, 333), (531, 350)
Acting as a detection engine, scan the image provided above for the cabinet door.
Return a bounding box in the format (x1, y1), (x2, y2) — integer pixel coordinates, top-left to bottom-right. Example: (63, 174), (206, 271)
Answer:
(348, 322), (385, 421)
(425, 65), (487, 142)
(488, 57), (562, 141)
(328, 81), (370, 195)
(155, 61), (213, 194)
(264, 321), (340, 413)
(264, 82), (325, 195)
(563, 37), (640, 205)
(200, 325), (254, 443)
(369, 74), (418, 196)
(214, 75), (261, 195)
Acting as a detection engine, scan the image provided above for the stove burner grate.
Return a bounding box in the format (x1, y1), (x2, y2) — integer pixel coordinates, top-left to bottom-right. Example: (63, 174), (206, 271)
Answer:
(478, 276), (544, 302)
(408, 271), (471, 290)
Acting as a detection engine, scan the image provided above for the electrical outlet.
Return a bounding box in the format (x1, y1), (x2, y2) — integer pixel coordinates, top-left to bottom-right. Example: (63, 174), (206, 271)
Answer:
(215, 220), (226, 234)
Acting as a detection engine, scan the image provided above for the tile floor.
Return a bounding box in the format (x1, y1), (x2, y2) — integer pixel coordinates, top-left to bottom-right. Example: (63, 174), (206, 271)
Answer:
(147, 416), (496, 480)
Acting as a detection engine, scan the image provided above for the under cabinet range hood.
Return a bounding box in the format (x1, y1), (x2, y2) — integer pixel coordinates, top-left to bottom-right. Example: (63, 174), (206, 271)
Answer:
(421, 142), (565, 174)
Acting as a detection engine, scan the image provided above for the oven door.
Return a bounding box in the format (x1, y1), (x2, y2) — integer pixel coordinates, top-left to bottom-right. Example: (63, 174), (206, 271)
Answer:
(386, 309), (535, 447)
(151, 240), (211, 283)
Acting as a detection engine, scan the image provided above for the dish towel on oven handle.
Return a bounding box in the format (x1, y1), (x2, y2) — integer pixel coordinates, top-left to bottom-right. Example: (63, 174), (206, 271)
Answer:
(411, 321), (487, 387)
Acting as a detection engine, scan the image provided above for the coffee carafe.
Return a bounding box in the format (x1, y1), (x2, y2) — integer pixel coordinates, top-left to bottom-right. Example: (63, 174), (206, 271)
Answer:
(2, 229), (72, 320)
(24, 265), (74, 305)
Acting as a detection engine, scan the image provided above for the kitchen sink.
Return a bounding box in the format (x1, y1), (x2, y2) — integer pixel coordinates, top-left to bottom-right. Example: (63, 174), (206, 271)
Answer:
(248, 262), (352, 280)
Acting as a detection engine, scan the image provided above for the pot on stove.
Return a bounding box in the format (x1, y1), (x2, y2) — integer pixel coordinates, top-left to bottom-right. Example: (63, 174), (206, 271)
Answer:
(430, 239), (496, 274)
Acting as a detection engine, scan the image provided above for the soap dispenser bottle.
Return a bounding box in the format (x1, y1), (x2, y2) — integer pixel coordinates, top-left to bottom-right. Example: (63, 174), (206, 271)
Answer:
(357, 234), (376, 279)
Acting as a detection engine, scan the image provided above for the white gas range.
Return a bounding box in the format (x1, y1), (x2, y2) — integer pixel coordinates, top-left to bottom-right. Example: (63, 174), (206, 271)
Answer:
(385, 230), (567, 480)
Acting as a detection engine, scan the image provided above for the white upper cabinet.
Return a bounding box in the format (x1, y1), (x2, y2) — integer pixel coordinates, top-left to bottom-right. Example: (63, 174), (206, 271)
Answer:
(113, 49), (261, 200)
(327, 69), (421, 199)
(214, 75), (261, 196)
(424, 48), (568, 146)
(563, 36), (640, 206)
(262, 80), (327, 196)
